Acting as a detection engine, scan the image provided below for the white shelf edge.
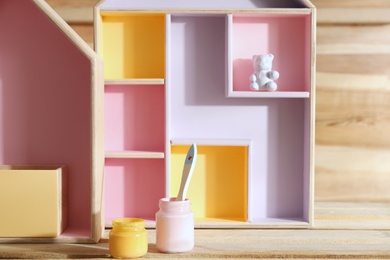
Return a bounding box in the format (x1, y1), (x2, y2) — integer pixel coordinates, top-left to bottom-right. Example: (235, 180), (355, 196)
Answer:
(99, 9), (311, 16)
(106, 218), (310, 229)
(227, 91), (310, 98)
(170, 138), (252, 146)
(105, 151), (165, 159)
(105, 78), (165, 85)
(195, 219), (310, 229)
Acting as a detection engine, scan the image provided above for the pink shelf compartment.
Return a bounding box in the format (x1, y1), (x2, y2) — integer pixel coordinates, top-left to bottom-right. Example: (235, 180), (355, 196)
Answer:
(104, 158), (165, 226)
(226, 13), (311, 98)
(104, 84), (166, 153)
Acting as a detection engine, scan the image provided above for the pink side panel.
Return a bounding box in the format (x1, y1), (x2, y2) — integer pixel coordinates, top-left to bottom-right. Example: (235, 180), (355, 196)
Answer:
(0, 1), (92, 229)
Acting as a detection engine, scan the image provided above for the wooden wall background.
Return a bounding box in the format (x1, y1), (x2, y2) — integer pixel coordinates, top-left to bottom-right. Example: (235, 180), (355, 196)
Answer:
(45, 0), (390, 203)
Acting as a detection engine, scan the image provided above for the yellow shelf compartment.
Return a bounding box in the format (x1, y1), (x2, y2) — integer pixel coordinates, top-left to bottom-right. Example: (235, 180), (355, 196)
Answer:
(100, 12), (166, 80)
(170, 144), (248, 224)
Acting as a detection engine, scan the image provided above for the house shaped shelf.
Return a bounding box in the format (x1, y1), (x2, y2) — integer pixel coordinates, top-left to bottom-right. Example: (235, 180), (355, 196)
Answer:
(96, 0), (316, 228)
(0, 0), (104, 243)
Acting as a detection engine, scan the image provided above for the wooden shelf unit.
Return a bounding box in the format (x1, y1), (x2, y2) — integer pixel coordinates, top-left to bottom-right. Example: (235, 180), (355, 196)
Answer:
(95, 0), (316, 228)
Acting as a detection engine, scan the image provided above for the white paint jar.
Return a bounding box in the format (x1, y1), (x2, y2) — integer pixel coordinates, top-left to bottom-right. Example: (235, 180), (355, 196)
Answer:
(155, 198), (194, 253)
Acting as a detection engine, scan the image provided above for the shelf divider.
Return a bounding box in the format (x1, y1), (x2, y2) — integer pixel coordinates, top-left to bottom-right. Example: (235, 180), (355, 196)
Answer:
(105, 150), (165, 159)
(105, 78), (165, 85)
(227, 91), (310, 98)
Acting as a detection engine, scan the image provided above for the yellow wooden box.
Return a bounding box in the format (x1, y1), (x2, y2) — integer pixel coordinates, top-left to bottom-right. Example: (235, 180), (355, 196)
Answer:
(0, 166), (67, 237)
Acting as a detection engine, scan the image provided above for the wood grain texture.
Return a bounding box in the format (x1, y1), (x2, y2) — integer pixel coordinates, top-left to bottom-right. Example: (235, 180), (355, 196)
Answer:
(311, 0), (390, 24)
(45, 1), (390, 203)
(1, 203), (390, 259)
(45, 0), (99, 23)
(314, 1), (390, 203)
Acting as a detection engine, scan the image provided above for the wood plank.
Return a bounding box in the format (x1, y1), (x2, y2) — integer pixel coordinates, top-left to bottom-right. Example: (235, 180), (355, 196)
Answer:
(45, 0), (100, 9)
(310, 0), (390, 8)
(314, 202), (390, 230)
(317, 8), (390, 24)
(315, 145), (390, 202)
(46, 1), (390, 25)
(316, 72), (390, 91)
(317, 25), (390, 54)
(1, 229), (389, 259)
(45, 0), (99, 24)
(70, 24), (94, 48)
(316, 146), (390, 176)
(311, 0), (390, 24)
(53, 7), (94, 24)
(317, 54), (390, 75)
(316, 121), (390, 148)
(2, 203), (390, 259)
(316, 70), (390, 148)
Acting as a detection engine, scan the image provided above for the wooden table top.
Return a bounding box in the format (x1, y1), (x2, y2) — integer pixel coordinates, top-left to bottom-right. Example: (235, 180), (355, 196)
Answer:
(1, 202), (389, 259)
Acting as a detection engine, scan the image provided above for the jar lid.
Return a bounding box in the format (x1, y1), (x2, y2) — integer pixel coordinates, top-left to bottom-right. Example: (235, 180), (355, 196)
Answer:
(112, 218), (145, 229)
(159, 197), (191, 212)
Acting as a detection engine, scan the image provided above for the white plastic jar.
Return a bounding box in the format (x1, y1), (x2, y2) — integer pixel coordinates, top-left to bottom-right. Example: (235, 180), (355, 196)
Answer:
(155, 198), (194, 253)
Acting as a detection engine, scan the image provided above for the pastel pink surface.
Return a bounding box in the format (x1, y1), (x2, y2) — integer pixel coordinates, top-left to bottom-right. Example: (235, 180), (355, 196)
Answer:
(104, 158), (165, 221)
(104, 84), (165, 152)
(104, 84), (166, 222)
(0, 1), (92, 231)
(232, 14), (310, 92)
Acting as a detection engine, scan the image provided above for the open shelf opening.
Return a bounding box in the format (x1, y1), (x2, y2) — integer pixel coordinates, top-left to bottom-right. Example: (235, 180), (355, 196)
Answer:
(104, 158), (165, 225)
(101, 13), (165, 80)
(104, 84), (165, 153)
(229, 14), (311, 95)
(170, 145), (248, 222)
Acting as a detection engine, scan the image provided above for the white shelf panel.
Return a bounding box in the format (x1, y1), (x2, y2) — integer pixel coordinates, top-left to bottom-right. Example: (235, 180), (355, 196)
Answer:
(105, 78), (165, 85)
(99, 0), (311, 12)
(171, 138), (251, 146)
(195, 217), (310, 228)
(105, 151), (165, 159)
(106, 217), (309, 229)
(227, 91), (310, 98)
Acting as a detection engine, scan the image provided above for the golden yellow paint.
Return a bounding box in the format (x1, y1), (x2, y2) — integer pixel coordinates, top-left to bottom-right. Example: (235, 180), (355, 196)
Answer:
(101, 13), (165, 79)
(170, 145), (247, 222)
(109, 218), (148, 259)
(0, 166), (65, 237)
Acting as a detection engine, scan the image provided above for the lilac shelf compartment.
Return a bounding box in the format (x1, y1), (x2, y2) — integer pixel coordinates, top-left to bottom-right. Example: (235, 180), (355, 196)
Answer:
(167, 13), (312, 227)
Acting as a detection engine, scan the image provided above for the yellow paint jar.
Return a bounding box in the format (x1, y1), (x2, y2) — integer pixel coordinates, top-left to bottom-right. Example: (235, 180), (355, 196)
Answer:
(109, 218), (148, 259)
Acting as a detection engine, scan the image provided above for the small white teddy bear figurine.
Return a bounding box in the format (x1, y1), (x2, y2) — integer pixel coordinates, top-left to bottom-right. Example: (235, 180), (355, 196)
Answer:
(250, 53), (279, 92)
